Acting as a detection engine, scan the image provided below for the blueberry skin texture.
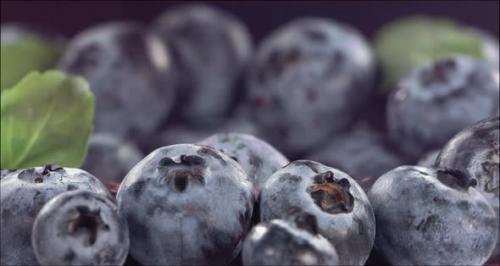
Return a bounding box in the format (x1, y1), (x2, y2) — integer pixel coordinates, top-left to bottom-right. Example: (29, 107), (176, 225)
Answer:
(32, 190), (129, 266)
(199, 133), (289, 193)
(247, 18), (375, 155)
(308, 124), (403, 191)
(152, 4), (252, 125)
(242, 219), (339, 266)
(368, 166), (498, 265)
(82, 133), (143, 193)
(260, 160), (375, 265)
(436, 116), (500, 259)
(0, 169), (18, 179)
(387, 56), (499, 159)
(58, 21), (176, 140)
(116, 144), (254, 265)
(0, 166), (110, 266)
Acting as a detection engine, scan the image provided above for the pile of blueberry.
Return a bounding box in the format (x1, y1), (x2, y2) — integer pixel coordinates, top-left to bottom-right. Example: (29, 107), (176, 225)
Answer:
(1, 3), (499, 266)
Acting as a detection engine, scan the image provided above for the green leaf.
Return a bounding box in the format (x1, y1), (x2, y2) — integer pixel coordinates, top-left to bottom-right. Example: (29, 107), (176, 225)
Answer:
(1, 71), (94, 169)
(1, 37), (62, 91)
(374, 16), (485, 93)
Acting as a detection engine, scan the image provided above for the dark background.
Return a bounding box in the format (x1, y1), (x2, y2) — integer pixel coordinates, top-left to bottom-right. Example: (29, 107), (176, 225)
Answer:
(2, 1), (499, 43)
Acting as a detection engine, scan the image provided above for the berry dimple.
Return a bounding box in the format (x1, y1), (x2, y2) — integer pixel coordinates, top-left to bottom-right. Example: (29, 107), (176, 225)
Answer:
(306, 171), (355, 214)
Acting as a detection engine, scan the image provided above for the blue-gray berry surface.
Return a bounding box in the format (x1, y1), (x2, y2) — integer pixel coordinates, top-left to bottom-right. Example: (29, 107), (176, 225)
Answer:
(116, 144), (254, 265)
(436, 116), (500, 259)
(368, 165), (498, 265)
(260, 160), (375, 265)
(32, 190), (129, 266)
(242, 211), (338, 266)
(58, 21), (177, 141)
(246, 17), (375, 155)
(0, 165), (110, 266)
(152, 4), (252, 126)
(0, 169), (18, 179)
(200, 133), (288, 194)
(387, 56), (499, 159)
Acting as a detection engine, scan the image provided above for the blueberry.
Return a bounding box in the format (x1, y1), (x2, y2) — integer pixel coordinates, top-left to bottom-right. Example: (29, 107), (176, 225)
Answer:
(82, 133), (143, 195)
(246, 18), (375, 155)
(260, 160), (375, 265)
(32, 190), (129, 265)
(368, 165), (498, 265)
(0, 169), (18, 179)
(242, 211), (338, 265)
(436, 116), (499, 259)
(308, 123), (404, 191)
(417, 149), (440, 167)
(387, 56), (499, 159)
(200, 133), (289, 194)
(116, 144), (254, 265)
(0, 165), (110, 265)
(152, 4), (253, 126)
(58, 21), (177, 141)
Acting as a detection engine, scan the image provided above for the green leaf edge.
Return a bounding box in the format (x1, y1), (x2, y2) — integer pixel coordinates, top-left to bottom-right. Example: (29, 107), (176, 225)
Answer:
(1, 70), (94, 169)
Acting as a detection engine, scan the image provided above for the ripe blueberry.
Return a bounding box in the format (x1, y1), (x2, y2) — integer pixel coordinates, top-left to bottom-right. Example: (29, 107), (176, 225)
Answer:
(116, 144), (254, 265)
(387, 56), (499, 159)
(32, 190), (129, 265)
(0, 165), (110, 265)
(260, 160), (375, 265)
(368, 165), (498, 265)
(246, 18), (375, 155)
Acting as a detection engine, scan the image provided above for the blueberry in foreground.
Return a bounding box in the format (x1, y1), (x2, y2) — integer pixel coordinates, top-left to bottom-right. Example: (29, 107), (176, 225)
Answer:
(246, 17), (375, 155)
(0, 169), (18, 179)
(387, 56), (499, 159)
(242, 211), (338, 266)
(436, 116), (500, 259)
(58, 21), (176, 141)
(0, 165), (110, 266)
(32, 190), (129, 266)
(368, 166), (498, 265)
(116, 144), (254, 265)
(82, 133), (143, 194)
(152, 3), (252, 126)
(308, 123), (403, 191)
(199, 133), (289, 194)
(260, 160), (375, 265)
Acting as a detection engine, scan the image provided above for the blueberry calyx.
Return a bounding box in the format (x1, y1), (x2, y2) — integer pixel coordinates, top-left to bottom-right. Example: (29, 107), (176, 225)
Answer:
(268, 48), (302, 77)
(42, 164), (63, 175)
(67, 206), (108, 246)
(436, 167), (477, 190)
(307, 171), (354, 214)
(421, 58), (457, 86)
(158, 155), (206, 192)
